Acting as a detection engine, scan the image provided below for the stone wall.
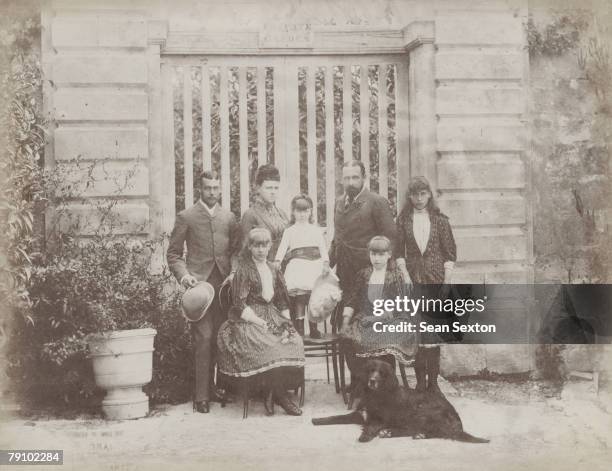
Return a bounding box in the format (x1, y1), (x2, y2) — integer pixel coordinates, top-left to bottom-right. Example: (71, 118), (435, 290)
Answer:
(43, 1), (153, 235)
(431, 2), (532, 374)
(433, 8), (529, 287)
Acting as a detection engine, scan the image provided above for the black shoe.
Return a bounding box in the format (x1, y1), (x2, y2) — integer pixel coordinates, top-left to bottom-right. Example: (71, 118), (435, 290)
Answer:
(210, 388), (233, 405)
(275, 393), (302, 416)
(193, 400), (210, 413)
(264, 390), (275, 416)
(309, 323), (322, 339)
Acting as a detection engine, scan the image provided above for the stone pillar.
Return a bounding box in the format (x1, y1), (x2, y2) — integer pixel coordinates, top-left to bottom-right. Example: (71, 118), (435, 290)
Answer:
(408, 38), (437, 185)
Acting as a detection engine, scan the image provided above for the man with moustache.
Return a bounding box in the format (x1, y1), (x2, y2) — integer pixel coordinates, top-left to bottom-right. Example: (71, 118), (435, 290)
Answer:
(167, 170), (240, 413)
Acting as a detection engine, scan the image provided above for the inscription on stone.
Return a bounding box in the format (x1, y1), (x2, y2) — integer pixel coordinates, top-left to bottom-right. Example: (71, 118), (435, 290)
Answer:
(259, 23), (313, 49)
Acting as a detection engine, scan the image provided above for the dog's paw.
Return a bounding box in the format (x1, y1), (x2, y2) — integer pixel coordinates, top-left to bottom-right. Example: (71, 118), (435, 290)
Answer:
(358, 433), (376, 443)
(412, 433), (426, 440)
(378, 429), (393, 438)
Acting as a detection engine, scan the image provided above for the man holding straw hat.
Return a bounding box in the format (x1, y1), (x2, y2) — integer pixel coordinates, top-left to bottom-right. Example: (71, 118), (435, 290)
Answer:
(167, 170), (241, 413)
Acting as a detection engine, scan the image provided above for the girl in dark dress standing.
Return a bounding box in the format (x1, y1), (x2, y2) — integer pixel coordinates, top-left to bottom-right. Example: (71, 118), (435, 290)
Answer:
(395, 176), (457, 393)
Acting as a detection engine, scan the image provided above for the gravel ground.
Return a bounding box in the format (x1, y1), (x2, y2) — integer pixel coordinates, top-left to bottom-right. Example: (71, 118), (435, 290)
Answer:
(1, 376), (611, 471)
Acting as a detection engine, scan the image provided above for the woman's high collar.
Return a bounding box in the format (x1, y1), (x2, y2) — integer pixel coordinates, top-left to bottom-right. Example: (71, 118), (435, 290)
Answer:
(255, 196), (276, 210)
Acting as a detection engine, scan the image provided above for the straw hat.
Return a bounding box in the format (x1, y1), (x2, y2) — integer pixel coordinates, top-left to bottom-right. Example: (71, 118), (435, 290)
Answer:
(181, 281), (215, 322)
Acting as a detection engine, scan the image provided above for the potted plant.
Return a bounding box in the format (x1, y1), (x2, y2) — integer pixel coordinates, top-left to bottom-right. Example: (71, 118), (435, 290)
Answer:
(19, 235), (172, 420)
(83, 277), (158, 420)
(75, 237), (165, 420)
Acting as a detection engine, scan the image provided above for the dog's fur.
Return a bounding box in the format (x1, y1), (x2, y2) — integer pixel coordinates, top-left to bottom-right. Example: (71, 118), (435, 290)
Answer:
(312, 359), (489, 443)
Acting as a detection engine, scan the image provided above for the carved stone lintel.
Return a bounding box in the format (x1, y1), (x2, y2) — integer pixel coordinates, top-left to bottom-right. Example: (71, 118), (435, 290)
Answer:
(259, 23), (313, 49)
(159, 21), (436, 55)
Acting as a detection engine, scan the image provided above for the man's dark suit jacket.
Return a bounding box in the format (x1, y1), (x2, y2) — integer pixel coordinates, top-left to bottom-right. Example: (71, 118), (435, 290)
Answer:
(167, 202), (241, 284)
(329, 188), (396, 292)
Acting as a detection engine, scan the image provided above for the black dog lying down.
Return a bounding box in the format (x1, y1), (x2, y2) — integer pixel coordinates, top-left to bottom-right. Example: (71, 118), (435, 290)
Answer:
(312, 359), (489, 443)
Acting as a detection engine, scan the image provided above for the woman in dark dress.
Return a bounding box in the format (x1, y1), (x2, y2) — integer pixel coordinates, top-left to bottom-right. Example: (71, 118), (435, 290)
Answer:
(240, 164), (289, 262)
(217, 228), (305, 416)
(395, 176), (457, 393)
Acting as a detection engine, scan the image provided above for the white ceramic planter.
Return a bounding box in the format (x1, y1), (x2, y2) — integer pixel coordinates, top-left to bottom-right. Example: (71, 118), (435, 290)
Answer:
(87, 328), (157, 420)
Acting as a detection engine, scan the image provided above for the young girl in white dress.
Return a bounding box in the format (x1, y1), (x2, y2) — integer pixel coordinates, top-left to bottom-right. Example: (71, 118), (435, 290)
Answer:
(275, 194), (330, 338)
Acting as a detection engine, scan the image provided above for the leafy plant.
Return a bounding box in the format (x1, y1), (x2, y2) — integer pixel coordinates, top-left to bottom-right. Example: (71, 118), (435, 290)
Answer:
(526, 13), (588, 58)
(529, 11), (612, 283)
(0, 13), (44, 313)
(578, 36), (612, 108)
(8, 235), (186, 408)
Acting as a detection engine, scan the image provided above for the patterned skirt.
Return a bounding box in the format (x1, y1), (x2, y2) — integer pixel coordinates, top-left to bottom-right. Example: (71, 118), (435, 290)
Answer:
(217, 302), (305, 377)
(344, 314), (418, 365)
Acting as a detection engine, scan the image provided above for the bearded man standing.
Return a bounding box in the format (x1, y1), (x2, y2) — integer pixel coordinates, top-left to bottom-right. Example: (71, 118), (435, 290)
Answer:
(330, 160), (398, 297)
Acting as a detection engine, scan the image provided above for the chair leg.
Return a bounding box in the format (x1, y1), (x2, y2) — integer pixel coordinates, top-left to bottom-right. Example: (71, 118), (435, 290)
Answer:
(331, 343), (340, 394)
(339, 350), (348, 404)
(399, 363), (409, 388)
(299, 374), (305, 407)
(242, 379), (249, 419)
(325, 346), (331, 384)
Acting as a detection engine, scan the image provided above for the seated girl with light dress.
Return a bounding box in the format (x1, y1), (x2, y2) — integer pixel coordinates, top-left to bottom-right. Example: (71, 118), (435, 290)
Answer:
(275, 194), (330, 338)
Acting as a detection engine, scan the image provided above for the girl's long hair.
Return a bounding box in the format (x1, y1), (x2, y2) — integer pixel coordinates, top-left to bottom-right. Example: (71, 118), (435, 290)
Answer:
(289, 194), (315, 225)
(239, 227), (272, 260)
(399, 176), (440, 218)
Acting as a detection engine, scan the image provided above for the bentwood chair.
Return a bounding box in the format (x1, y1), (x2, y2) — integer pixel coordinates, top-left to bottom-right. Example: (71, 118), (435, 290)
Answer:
(297, 308), (344, 406)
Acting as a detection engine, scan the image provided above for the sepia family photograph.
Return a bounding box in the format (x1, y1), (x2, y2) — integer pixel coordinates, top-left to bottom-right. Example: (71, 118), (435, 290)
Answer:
(0, 0), (611, 470)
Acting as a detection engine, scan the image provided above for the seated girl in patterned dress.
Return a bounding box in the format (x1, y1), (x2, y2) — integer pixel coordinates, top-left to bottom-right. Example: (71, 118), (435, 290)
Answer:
(340, 236), (418, 372)
(217, 228), (305, 416)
